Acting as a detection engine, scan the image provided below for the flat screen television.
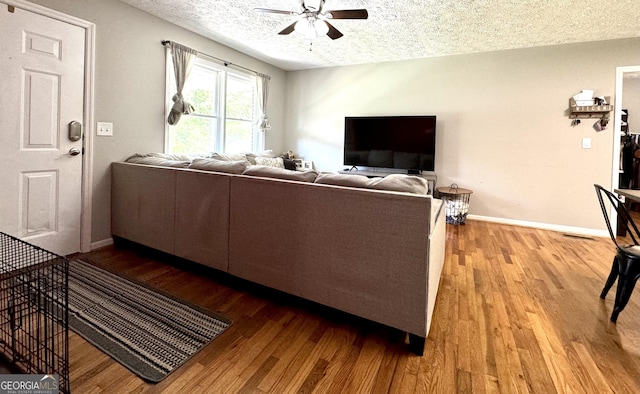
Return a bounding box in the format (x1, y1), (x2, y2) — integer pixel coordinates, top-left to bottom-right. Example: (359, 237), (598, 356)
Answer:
(344, 116), (436, 173)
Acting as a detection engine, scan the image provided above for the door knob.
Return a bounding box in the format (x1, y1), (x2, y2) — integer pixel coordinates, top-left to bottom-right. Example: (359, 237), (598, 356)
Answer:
(69, 148), (81, 156)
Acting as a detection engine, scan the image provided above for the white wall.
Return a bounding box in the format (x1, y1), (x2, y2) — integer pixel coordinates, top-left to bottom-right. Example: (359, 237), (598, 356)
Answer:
(29, 0), (287, 243)
(285, 38), (640, 232)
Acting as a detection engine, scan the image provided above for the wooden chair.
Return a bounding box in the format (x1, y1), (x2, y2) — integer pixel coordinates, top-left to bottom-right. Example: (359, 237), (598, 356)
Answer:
(594, 184), (640, 322)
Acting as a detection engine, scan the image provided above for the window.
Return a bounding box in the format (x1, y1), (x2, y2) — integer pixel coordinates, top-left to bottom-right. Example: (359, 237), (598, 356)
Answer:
(165, 56), (261, 154)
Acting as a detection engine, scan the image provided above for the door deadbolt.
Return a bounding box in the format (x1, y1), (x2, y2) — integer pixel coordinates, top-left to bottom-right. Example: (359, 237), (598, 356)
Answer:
(68, 121), (82, 142)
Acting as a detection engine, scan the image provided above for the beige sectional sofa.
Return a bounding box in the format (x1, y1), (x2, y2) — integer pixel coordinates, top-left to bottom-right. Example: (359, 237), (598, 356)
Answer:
(111, 160), (446, 355)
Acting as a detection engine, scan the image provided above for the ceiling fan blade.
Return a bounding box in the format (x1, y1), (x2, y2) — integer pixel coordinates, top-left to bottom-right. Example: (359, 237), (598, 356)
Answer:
(326, 9), (368, 19)
(317, 0), (326, 13)
(278, 21), (298, 35)
(325, 21), (343, 40)
(254, 8), (296, 16)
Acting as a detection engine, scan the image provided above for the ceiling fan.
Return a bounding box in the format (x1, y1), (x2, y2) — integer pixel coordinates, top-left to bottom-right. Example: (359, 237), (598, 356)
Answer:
(255, 0), (368, 40)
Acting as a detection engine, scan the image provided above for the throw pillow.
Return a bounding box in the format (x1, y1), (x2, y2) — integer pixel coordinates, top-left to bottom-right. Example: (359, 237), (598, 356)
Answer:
(246, 149), (276, 164)
(188, 158), (249, 174)
(254, 156), (285, 168)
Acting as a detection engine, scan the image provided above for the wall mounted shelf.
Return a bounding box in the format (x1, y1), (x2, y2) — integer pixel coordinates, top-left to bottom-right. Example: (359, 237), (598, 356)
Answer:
(569, 96), (613, 119)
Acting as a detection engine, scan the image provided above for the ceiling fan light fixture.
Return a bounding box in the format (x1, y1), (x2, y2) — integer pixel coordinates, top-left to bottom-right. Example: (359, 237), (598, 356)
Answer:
(294, 17), (329, 40)
(295, 17), (320, 40)
(315, 19), (329, 36)
(259, 2), (366, 41)
(294, 18), (309, 33)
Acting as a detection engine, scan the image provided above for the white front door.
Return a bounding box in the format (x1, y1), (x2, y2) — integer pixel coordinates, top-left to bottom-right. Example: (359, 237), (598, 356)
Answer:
(0, 4), (85, 256)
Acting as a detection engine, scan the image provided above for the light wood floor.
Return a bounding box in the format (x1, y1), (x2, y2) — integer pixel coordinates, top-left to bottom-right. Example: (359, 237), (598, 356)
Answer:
(69, 220), (640, 393)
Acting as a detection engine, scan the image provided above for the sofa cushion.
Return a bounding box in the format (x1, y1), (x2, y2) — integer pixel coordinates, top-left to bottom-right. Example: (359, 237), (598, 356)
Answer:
(125, 154), (191, 168)
(243, 165), (318, 182)
(129, 152), (193, 161)
(314, 173), (379, 189)
(375, 174), (429, 195)
(208, 152), (248, 162)
(315, 173), (429, 195)
(254, 156), (284, 168)
(208, 150), (276, 165)
(188, 158), (249, 174)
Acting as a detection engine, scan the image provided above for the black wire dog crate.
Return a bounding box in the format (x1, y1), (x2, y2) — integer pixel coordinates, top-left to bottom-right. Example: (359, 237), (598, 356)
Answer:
(0, 232), (69, 393)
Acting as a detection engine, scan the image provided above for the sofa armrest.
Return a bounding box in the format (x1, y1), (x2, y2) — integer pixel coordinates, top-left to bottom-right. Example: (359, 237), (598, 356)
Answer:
(425, 198), (446, 337)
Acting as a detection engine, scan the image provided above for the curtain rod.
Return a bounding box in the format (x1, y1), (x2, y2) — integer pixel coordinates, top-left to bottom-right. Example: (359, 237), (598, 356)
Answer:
(161, 40), (270, 79)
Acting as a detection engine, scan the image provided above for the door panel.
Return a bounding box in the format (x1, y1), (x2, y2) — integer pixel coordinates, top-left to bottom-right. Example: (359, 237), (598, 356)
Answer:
(0, 5), (85, 255)
(23, 70), (60, 148)
(21, 170), (58, 237)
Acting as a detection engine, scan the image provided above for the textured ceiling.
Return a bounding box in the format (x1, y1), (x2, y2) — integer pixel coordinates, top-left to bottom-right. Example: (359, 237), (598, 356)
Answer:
(120, 0), (640, 71)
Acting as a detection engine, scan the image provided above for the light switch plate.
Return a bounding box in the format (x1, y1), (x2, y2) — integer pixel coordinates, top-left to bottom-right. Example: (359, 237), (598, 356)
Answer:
(97, 122), (113, 136)
(582, 137), (591, 149)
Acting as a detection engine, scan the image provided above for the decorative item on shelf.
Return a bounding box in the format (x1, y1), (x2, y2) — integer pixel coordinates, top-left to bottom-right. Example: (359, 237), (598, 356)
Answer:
(569, 96), (613, 114)
(569, 91), (613, 127)
(286, 152), (313, 171)
(436, 184), (473, 225)
(279, 150), (298, 171)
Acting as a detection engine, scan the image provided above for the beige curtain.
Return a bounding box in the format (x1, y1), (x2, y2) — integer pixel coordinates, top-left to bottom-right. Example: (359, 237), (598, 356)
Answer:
(256, 73), (271, 132)
(167, 42), (197, 125)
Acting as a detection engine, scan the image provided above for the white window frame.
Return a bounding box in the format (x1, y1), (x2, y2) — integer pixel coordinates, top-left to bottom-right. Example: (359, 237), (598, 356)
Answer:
(164, 49), (263, 154)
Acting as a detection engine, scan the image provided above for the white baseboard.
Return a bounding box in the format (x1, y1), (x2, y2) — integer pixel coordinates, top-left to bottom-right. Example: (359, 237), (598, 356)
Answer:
(467, 214), (608, 238)
(91, 237), (114, 250)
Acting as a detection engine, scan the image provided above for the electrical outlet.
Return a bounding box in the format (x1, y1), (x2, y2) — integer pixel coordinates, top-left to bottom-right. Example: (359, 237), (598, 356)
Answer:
(97, 122), (113, 136)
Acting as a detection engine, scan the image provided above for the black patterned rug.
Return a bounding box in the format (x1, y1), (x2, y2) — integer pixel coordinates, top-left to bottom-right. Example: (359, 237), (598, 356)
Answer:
(68, 259), (231, 382)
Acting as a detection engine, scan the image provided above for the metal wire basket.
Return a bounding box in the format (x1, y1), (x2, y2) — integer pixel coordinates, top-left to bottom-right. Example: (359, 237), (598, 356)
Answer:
(437, 184), (473, 225)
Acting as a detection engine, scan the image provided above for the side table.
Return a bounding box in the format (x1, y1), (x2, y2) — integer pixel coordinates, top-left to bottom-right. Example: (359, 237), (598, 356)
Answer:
(436, 185), (473, 224)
